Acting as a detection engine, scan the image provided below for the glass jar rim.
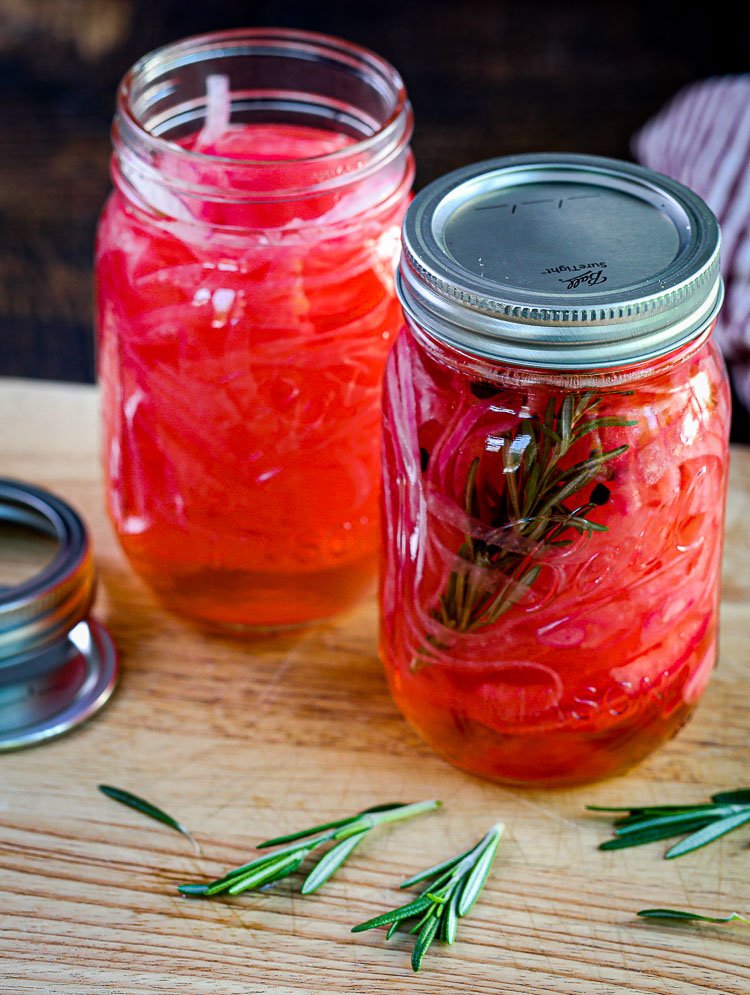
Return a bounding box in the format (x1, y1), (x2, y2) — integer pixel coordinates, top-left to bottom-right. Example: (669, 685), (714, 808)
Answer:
(116, 26), (411, 169)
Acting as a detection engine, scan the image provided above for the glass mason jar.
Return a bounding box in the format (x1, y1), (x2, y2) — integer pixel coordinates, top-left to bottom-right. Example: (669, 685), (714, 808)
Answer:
(96, 29), (413, 628)
(381, 154), (729, 786)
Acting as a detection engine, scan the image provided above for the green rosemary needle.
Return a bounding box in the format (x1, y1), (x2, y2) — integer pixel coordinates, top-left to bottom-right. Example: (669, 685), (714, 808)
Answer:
(637, 909), (750, 926)
(352, 822), (504, 972)
(588, 788), (750, 858)
(98, 784), (201, 854)
(178, 799), (441, 900)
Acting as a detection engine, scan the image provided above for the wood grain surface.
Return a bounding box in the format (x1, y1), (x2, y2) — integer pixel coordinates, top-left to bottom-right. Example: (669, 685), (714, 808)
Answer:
(1, 378), (749, 994)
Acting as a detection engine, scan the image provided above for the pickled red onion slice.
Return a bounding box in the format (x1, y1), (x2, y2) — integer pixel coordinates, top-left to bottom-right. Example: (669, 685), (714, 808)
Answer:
(194, 74), (231, 151)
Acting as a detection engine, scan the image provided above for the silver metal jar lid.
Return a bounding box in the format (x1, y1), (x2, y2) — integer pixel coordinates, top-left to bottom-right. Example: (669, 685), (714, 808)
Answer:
(0, 480), (118, 751)
(398, 153), (723, 369)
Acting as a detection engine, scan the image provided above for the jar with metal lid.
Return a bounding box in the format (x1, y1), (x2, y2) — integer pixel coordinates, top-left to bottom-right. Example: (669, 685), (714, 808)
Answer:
(96, 29), (413, 629)
(380, 154), (729, 786)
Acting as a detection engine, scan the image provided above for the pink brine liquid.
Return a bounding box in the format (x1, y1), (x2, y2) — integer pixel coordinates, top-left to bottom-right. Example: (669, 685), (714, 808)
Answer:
(380, 328), (730, 785)
(97, 123), (410, 626)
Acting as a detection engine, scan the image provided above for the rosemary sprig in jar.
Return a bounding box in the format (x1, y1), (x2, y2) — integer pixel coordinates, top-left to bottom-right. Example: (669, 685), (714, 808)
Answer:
(432, 392), (635, 636)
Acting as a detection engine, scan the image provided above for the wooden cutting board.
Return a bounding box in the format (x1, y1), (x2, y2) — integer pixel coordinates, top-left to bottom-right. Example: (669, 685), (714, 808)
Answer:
(1, 377), (749, 995)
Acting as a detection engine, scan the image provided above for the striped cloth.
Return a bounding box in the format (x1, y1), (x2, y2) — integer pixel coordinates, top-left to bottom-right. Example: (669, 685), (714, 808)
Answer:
(634, 76), (750, 410)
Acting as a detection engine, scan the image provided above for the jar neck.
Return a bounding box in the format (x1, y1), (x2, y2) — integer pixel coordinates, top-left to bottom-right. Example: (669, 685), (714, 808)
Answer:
(111, 28), (413, 232)
(406, 313), (720, 390)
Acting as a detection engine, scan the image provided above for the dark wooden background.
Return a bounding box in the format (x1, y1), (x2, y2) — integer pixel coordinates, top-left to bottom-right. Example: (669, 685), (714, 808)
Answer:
(1, 0), (749, 428)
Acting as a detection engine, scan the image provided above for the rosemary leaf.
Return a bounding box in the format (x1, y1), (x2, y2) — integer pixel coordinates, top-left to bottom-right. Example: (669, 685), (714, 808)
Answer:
(711, 789), (750, 805)
(464, 457), (480, 562)
(256, 818), (354, 848)
(257, 803), (404, 848)
(457, 824), (504, 916)
(301, 832), (367, 895)
(443, 887), (460, 944)
(333, 800), (442, 840)
(227, 852), (303, 895)
(613, 808), (730, 837)
(523, 460), (541, 516)
(637, 909), (750, 925)
(586, 805), (641, 812)
(352, 895), (437, 932)
(538, 446), (627, 516)
(202, 851), (305, 897)
(482, 564), (541, 627)
(599, 820), (715, 850)
(503, 443), (521, 520)
(538, 404), (559, 447)
(572, 416), (638, 441)
(214, 834), (330, 883)
(177, 883), (209, 896)
(412, 914), (441, 972)
(665, 810), (750, 859)
(260, 856), (308, 887)
(399, 846), (474, 889)
(550, 514), (608, 533)
(587, 803), (713, 815)
(520, 419), (537, 466)
(98, 784), (200, 854)
(559, 396), (573, 452)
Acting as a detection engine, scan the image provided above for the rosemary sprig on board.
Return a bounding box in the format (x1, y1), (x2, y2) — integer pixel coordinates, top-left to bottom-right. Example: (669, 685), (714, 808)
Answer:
(637, 908), (750, 925)
(430, 392), (635, 636)
(98, 784), (201, 854)
(589, 788), (750, 858)
(352, 822), (503, 972)
(178, 800), (440, 899)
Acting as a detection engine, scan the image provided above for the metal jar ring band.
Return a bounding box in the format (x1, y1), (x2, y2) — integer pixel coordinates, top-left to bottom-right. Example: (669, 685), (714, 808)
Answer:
(0, 479), (95, 667)
(0, 479), (118, 750)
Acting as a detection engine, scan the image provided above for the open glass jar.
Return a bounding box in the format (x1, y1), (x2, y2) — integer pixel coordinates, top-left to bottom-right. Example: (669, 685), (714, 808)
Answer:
(96, 29), (413, 628)
(380, 154), (729, 786)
